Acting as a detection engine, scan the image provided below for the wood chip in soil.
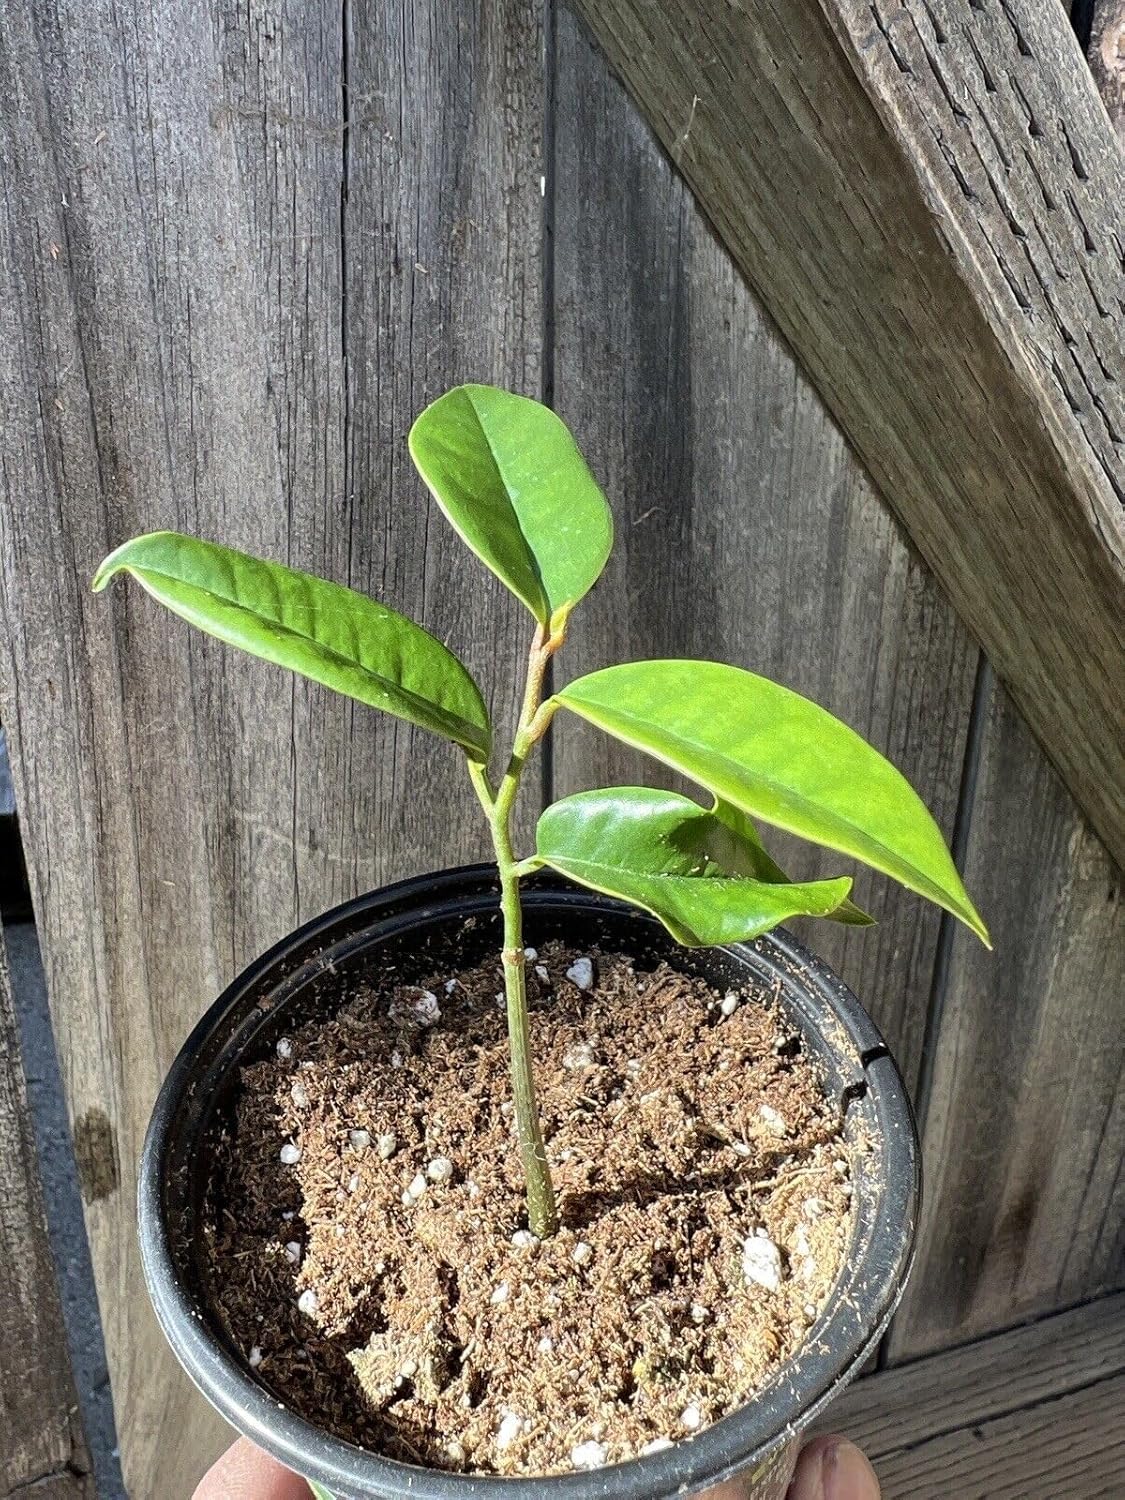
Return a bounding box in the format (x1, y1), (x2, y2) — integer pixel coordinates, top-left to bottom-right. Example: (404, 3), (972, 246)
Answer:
(201, 941), (857, 1476)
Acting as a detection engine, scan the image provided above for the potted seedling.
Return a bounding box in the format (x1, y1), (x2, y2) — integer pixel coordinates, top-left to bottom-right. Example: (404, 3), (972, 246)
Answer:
(96, 385), (987, 1500)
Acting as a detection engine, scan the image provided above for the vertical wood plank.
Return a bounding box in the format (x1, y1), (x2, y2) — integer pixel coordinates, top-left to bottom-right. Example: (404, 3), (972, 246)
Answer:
(551, 5), (979, 1092)
(0, 1), (544, 1490)
(890, 682), (1125, 1357)
(338, 0), (546, 872)
(0, 927), (93, 1497)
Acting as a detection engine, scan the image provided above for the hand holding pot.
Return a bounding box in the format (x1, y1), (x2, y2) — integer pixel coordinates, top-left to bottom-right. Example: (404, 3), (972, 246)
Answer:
(193, 1438), (312, 1499)
(786, 1436), (881, 1500)
(193, 1433), (881, 1500)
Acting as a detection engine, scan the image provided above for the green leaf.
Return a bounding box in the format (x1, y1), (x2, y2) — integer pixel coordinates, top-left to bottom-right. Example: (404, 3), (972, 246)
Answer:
(92, 532), (491, 760)
(533, 787), (855, 945)
(711, 798), (874, 927)
(408, 384), (613, 628)
(308, 1484), (336, 1500)
(555, 661), (989, 945)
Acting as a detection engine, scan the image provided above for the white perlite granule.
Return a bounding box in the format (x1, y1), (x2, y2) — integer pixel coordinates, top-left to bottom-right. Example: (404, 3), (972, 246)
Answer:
(402, 1173), (428, 1207)
(411, 990), (441, 1027)
(562, 1040), (595, 1070)
(742, 1234), (783, 1292)
(570, 1440), (609, 1470)
(566, 957), (594, 990)
(496, 1412), (524, 1450)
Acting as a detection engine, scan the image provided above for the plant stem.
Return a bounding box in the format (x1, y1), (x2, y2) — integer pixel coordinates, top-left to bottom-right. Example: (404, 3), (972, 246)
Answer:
(477, 625), (560, 1238)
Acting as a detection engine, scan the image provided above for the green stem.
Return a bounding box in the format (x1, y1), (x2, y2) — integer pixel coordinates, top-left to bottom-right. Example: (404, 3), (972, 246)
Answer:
(477, 626), (560, 1238)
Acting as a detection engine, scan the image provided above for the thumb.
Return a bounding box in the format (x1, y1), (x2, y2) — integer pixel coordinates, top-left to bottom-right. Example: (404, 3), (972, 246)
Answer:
(787, 1435), (881, 1500)
(193, 1437), (313, 1500)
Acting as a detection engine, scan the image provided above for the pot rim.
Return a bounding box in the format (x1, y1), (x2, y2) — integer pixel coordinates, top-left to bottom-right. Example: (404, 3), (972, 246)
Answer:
(139, 864), (920, 1499)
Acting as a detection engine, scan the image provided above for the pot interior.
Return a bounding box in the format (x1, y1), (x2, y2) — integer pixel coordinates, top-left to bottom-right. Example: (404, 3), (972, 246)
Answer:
(144, 867), (918, 1500)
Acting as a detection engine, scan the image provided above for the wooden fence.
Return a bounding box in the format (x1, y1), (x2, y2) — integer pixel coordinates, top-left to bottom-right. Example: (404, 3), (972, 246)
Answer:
(1, 1), (1122, 1494)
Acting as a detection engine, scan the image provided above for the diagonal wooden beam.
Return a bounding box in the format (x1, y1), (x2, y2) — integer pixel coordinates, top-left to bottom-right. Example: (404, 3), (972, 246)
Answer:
(574, 0), (1125, 868)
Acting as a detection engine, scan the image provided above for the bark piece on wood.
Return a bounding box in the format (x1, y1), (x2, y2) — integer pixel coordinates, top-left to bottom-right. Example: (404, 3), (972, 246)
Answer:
(1089, 0), (1125, 134)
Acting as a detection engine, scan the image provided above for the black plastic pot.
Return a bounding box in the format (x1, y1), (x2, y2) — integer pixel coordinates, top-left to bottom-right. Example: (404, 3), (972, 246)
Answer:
(139, 865), (919, 1500)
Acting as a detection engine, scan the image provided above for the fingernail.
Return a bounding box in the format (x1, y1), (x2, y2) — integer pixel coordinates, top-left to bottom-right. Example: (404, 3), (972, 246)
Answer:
(822, 1438), (880, 1500)
(786, 1437), (830, 1500)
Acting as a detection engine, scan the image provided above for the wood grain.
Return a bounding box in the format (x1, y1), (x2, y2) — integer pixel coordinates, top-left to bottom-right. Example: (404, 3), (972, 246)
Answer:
(0, 928), (93, 1497)
(826, 1293), (1125, 1498)
(0, 0), (543, 1490)
(572, 0), (1125, 872)
(870, 1379), (1125, 1500)
(890, 680), (1125, 1357)
(551, 5), (979, 1093)
(831, 1290), (1125, 1453)
(340, 0), (546, 871)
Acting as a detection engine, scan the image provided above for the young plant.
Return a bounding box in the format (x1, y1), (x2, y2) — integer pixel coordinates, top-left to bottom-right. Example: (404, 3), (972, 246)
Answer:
(94, 384), (988, 1239)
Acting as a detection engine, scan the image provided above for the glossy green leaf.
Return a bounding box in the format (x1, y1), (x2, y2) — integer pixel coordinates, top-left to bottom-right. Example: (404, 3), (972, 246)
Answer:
(711, 799), (873, 927)
(93, 532), (491, 760)
(555, 661), (989, 945)
(533, 787), (855, 945)
(308, 1484), (335, 1500)
(408, 385), (613, 628)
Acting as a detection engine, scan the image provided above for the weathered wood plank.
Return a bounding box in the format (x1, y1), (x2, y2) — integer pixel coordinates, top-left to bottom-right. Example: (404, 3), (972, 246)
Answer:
(340, 0), (546, 870)
(572, 0), (1125, 872)
(875, 1374), (1125, 1497)
(826, 1294), (1125, 1498)
(0, 927), (93, 1497)
(830, 1291), (1125, 1456)
(889, 681), (1125, 1357)
(551, 5), (979, 1093)
(0, 1), (543, 1491)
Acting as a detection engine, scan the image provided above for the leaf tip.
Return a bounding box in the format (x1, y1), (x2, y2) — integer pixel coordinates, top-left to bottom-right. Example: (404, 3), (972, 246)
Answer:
(950, 894), (990, 948)
(91, 547), (128, 594)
